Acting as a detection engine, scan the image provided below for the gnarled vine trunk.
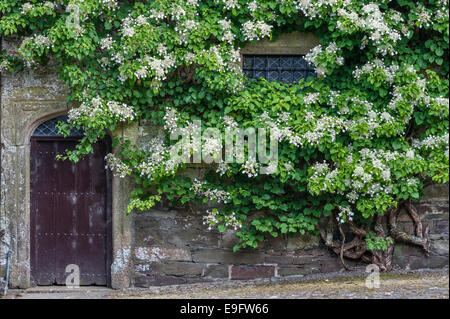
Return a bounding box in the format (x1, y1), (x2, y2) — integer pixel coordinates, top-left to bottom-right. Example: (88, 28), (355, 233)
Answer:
(320, 199), (431, 271)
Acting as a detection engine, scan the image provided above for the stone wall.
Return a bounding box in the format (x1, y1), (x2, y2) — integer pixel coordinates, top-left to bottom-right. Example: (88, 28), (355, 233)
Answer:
(131, 184), (448, 287)
(393, 184), (449, 269)
(0, 33), (448, 289)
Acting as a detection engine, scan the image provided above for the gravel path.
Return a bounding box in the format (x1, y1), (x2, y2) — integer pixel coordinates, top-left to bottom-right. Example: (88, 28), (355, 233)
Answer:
(3, 268), (448, 299)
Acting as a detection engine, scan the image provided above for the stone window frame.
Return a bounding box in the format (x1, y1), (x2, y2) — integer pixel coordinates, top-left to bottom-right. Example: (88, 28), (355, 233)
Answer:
(240, 32), (319, 71)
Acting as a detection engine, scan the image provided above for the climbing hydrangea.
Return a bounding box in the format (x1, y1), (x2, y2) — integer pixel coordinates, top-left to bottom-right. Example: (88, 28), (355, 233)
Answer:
(1, 0), (448, 252)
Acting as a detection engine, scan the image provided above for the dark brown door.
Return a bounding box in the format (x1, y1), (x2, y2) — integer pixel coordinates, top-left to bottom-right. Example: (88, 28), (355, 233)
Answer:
(30, 137), (112, 286)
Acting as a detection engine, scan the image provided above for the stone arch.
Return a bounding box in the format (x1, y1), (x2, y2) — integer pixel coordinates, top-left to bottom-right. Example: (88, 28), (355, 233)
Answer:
(3, 107), (133, 288)
(26, 109), (71, 143)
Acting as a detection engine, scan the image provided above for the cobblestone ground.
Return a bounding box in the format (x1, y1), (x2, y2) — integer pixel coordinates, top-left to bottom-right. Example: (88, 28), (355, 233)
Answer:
(114, 269), (449, 299)
(3, 268), (448, 299)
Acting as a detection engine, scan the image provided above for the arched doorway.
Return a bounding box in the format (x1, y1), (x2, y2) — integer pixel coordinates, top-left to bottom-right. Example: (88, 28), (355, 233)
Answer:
(30, 115), (112, 286)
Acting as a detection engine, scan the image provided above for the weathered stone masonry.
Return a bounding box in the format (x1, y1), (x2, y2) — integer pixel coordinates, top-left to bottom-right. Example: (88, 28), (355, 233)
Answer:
(131, 184), (448, 287)
(0, 33), (448, 289)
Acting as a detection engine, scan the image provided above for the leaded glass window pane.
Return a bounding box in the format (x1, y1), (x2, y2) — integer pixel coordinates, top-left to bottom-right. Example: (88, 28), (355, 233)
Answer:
(32, 115), (84, 137)
(243, 55), (315, 83)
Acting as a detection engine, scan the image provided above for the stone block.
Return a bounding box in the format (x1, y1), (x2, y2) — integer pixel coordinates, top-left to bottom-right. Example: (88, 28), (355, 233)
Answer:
(204, 264), (229, 278)
(320, 259), (344, 273)
(230, 265), (275, 280)
(278, 266), (311, 277)
(423, 184), (449, 201)
(393, 243), (425, 258)
(134, 246), (192, 262)
(241, 32), (319, 55)
(134, 212), (178, 230)
(166, 229), (220, 248)
(264, 255), (294, 265)
(221, 230), (240, 249)
(432, 240), (449, 256)
(393, 255), (411, 269)
(134, 274), (187, 287)
(286, 234), (320, 251)
(186, 277), (214, 284)
(134, 229), (164, 246)
(134, 262), (157, 275)
(192, 249), (264, 264)
(160, 262), (204, 277)
(259, 235), (286, 251)
(292, 256), (318, 265)
(408, 255), (449, 270)
(294, 248), (327, 257)
(433, 220), (449, 234)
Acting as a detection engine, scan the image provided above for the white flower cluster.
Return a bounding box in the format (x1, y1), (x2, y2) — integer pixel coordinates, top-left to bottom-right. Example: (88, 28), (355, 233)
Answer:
(186, 0), (200, 6)
(336, 7), (363, 31)
(163, 107), (179, 133)
(347, 148), (399, 197)
(162, 108), (205, 157)
(223, 115), (239, 129)
(203, 210), (242, 231)
(434, 97), (449, 110)
(298, 1), (403, 55)
(305, 42), (343, 76)
(434, 0), (449, 20)
(310, 161), (329, 179)
(137, 137), (180, 179)
(176, 19), (199, 44)
(248, 1), (259, 12)
(101, 0), (118, 11)
(353, 59), (399, 83)
(19, 35), (54, 66)
(191, 179), (230, 203)
(171, 4), (186, 21)
(257, 112), (303, 147)
(414, 4), (432, 28)
(242, 156), (259, 177)
(212, 46), (228, 72)
(43, 2), (55, 10)
(303, 92), (320, 105)
(21, 2), (34, 14)
(337, 206), (354, 224)
(303, 116), (346, 145)
(121, 17), (135, 37)
(219, 18), (235, 44)
(308, 144), (417, 201)
(203, 136), (222, 159)
(216, 162), (230, 176)
(242, 21), (273, 41)
(361, 3), (402, 55)
(105, 153), (132, 178)
(407, 177), (418, 186)
(100, 36), (114, 50)
(150, 9), (166, 20)
(220, 0), (239, 10)
(68, 96), (136, 123)
(412, 133), (449, 151)
(33, 35), (53, 49)
(296, 0), (344, 18)
(106, 100), (136, 121)
(120, 15), (150, 39)
(339, 95), (405, 139)
(0, 60), (10, 73)
(136, 54), (176, 83)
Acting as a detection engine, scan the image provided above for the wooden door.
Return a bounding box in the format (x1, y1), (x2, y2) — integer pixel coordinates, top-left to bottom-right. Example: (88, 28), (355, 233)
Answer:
(30, 137), (111, 286)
